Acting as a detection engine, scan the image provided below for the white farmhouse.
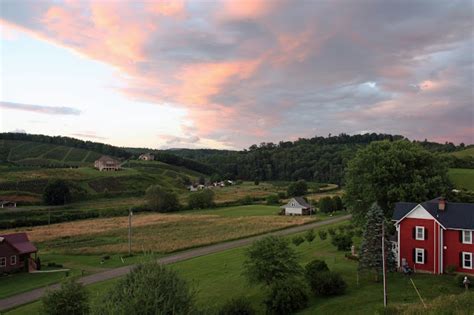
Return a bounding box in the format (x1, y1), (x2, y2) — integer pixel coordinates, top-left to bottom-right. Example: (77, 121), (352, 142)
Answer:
(281, 197), (314, 215)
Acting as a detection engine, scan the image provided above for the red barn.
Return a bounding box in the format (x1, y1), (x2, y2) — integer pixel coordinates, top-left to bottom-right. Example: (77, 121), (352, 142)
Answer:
(0, 233), (38, 273)
(393, 198), (474, 275)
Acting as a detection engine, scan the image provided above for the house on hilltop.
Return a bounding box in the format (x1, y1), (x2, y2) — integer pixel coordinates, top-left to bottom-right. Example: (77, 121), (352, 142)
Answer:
(393, 198), (474, 275)
(0, 233), (38, 273)
(138, 153), (155, 161)
(281, 197), (314, 215)
(94, 155), (121, 171)
(0, 200), (17, 208)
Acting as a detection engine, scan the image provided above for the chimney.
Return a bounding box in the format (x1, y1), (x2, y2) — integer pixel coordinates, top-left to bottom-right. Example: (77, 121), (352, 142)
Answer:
(438, 198), (446, 211)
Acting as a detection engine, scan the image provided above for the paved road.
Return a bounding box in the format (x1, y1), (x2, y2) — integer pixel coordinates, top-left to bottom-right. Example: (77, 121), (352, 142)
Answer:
(0, 214), (351, 312)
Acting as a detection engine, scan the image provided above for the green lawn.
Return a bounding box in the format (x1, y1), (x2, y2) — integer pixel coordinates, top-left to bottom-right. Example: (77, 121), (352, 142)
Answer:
(5, 221), (465, 315)
(449, 168), (474, 190)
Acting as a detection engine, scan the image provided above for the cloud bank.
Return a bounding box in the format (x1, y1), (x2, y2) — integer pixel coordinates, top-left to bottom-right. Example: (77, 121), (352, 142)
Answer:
(1, 0), (472, 147)
(0, 101), (81, 116)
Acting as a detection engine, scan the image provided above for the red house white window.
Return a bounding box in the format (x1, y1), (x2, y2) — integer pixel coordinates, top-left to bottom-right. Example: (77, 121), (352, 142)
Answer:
(415, 226), (425, 240)
(10, 255), (17, 265)
(463, 252), (473, 269)
(415, 248), (425, 264)
(0, 257), (5, 267)
(462, 231), (472, 244)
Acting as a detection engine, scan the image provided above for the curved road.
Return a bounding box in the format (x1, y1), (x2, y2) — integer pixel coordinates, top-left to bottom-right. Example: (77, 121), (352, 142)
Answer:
(0, 214), (351, 312)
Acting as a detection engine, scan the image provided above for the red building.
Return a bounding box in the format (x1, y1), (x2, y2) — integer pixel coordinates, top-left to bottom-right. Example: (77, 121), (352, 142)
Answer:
(0, 233), (38, 273)
(393, 198), (474, 275)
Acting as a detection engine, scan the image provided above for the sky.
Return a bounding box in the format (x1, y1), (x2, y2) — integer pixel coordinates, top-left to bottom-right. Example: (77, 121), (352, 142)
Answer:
(0, 0), (473, 149)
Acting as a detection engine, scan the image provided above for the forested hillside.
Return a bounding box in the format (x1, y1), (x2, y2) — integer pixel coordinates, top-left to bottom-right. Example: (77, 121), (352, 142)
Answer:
(169, 133), (470, 185)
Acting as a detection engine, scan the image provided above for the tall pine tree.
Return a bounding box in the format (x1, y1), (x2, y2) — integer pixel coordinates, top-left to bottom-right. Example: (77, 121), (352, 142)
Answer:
(358, 203), (395, 281)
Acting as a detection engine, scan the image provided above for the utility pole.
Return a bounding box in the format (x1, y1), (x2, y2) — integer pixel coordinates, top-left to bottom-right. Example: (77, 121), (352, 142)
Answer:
(382, 222), (388, 307)
(128, 207), (133, 256)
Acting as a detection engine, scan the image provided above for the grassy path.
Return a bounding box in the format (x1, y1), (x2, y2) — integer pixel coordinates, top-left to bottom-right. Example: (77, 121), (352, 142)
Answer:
(0, 215), (350, 311)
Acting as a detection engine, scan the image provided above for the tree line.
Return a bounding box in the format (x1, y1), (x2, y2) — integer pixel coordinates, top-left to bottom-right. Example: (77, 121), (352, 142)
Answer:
(169, 133), (471, 185)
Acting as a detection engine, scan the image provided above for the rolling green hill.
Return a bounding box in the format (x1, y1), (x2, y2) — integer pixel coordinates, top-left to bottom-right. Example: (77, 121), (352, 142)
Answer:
(0, 139), (103, 166)
(449, 146), (474, 158)
(0, 140), (206, 205)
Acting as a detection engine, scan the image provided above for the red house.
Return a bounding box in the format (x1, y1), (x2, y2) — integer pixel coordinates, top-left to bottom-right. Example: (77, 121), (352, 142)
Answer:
(0, 233), (38, 273)
(393, 198), (474, 275)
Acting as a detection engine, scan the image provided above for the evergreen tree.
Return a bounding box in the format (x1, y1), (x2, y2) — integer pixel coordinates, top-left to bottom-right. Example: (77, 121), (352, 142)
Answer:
(358, 203), (395, 281)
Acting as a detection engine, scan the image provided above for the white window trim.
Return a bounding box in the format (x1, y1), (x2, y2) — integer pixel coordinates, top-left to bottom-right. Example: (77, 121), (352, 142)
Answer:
(415, 248), (425, 264)
(462, 252), (473, 269)
(0, 257), (6, 267)
(415, 226), (425, 240)
(10, 255), (16, 265)
(462, 230), (473, 244)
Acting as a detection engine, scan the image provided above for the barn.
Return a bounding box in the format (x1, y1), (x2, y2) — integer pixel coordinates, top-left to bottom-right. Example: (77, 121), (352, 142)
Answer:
(0, 233), (38, 273)
(393, 198), (474, 275)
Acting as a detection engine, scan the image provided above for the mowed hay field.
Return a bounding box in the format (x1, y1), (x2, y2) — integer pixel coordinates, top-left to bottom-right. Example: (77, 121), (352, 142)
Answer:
(449, 168), (474, 190)
(3, 206), (316, 254)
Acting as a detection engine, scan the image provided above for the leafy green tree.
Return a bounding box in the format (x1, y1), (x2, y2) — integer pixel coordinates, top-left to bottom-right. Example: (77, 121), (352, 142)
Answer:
(358, 203), (396, 281)
(243, 236), (302, 285)
(198, 176), (206, 185)
(287, 180), (308, 197)
(331, 234), (352, 251)
(318, 197), (333, 213)
(94, 263), (195, 315)
(292, 235), (305, 246)
(188, 190), (215, 209)
(264, 278), (309, 315)
(145, 185), (180, 212)
(345, 140), (451, 223)
(43, 179), (71, 205)
(266, 194), (280, 205)
(304, 229), (316, 243)
(42, 279), (89, 315)
(318, 230), (328, 240)
(332, 196), (343, 211)
(218, 297), (255, 315)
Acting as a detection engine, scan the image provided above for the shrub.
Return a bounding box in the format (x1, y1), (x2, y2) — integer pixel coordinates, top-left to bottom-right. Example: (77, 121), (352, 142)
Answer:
(331, 234), (352, 251)
(94, 263), (195, 315)
(445, 264), (457, 275)
(304, 259), (329, 281)
(254, 180), (260, 185)
(304, 229), (316, 243)
(277, 192), (286, 199)
(188, 189), (215, 209)
(318, 230), (328, 240)
(455, 274), (474, 287)
(240, 195), (254, 205)
(218, 297), (256, 315)
(327, 227), (336, 236)
(292, 235), (305, 246)
(264, 278), (309, 315)
(43, 179), (72, 205)
(266, 194), (280, 205)
(42, 279), (89, 315)
(243, 236), (302, 285)
(307, 271), (347, 296)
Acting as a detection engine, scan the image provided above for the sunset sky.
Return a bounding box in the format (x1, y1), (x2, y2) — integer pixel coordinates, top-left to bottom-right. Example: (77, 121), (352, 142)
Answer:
(1, 0), (473, 149)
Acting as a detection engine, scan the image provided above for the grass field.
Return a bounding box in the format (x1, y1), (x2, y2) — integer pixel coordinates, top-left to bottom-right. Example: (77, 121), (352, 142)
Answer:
(3, 206), (317, 254)
(450, 147), (474, 158)
(5, 220), (466, 315)
(449, 168), (474, 190)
